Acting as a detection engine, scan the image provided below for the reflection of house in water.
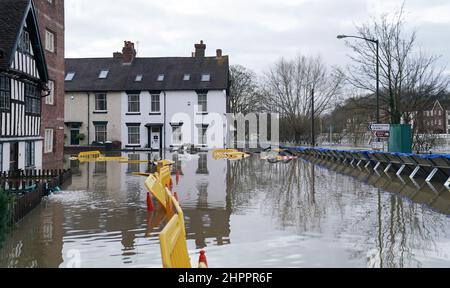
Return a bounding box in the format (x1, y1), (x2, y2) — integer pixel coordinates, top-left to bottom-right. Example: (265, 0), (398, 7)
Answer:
(174, 152), (231, 249)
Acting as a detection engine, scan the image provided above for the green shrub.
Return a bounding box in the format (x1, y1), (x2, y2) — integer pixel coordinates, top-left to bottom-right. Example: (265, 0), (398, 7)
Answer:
(0, 188), (12, 248)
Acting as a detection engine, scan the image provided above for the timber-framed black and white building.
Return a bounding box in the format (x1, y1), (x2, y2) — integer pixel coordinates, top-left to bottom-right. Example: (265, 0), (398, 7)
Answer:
(0, 0), (49, 172)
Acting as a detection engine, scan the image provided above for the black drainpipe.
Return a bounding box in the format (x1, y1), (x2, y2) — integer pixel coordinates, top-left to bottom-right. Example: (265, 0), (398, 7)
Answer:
(163, 90), (167, 159)
(87, 92), (91, 145)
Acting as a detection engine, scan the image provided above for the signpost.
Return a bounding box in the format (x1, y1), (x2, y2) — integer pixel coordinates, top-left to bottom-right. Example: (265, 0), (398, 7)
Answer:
(369, 123), (390, 151)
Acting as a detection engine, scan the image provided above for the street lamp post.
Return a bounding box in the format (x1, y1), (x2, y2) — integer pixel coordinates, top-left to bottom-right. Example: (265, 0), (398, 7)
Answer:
(337, 35), (380, 124)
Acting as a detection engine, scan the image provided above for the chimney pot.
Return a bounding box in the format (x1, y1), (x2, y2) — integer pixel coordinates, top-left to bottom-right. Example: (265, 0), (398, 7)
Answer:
(216, 49), (223, 58)
(122, 41), (137, 64)
(194, 40), (206, 58)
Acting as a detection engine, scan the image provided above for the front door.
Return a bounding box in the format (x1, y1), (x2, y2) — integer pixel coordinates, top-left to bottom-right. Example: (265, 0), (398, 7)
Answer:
(71, 129), (80, 145)
(9, 142), (19, 171)
(151, 127), (161, 151)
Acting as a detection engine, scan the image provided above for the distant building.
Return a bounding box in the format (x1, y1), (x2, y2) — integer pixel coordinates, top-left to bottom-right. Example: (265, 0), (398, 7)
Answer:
(64, 41), (230, 150)
(414, 100), (449, 134)
(34, 0), (65, 169)
(0, 0), (50, 172)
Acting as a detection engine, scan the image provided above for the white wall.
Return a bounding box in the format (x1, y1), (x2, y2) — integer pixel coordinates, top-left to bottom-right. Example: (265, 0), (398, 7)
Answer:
(121, 90), (227, 149)
(1, 142), (10, 172)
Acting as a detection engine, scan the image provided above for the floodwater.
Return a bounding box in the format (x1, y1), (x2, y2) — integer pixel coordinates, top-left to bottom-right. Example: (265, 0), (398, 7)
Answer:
(1, 152), (450, 268)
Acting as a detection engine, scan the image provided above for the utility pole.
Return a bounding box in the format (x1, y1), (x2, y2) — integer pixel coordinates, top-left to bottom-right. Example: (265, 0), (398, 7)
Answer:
(311, 88), (315, 147)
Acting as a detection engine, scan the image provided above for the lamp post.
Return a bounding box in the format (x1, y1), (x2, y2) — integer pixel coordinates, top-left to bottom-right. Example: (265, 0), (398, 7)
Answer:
(337, 35), (380, 124)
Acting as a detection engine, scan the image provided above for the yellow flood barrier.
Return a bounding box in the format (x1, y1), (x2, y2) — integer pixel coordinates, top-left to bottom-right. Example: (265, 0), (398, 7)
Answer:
(78, 151), (101, 159)
(159, 190), (191, 268)
(213, 149), (249, 160)
(159, 166), (172, 188)
(144, 174), (170, 210)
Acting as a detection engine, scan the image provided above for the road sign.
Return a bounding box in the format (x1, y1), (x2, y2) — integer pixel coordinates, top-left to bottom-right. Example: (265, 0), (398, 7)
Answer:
(369, 124), (390, 132)
(374, 131), (390, 138)
(371, 141), (385, 151)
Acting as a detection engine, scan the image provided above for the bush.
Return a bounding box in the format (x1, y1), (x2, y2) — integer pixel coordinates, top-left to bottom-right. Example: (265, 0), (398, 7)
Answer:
(0, 188), (12, 248)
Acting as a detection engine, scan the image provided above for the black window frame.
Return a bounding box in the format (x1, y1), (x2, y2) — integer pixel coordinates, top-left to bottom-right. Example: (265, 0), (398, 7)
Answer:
(0, 75), (11, 111)
(18, 28), (31, 55)
(127, 93), (140, 113)
(25, 141), (35, 168)
(25, 83), (41, 115)
(151, 94), (160, 113)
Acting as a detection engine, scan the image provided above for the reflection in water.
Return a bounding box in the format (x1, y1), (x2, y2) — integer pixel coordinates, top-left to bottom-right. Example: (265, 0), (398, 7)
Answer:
(0, 153), (449, 268)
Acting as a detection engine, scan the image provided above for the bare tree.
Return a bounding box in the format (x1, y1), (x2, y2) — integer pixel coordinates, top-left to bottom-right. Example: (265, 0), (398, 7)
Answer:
(345, 5), (449, 124)
(261, 54), (345, 143)
(229, 65), (261, 114)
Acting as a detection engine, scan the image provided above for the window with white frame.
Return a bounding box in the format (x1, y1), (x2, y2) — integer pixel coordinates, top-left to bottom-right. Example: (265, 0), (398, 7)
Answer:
(25, 142), (35, 167)
(128, 94), (140, 113)
(157, 74), (165, 81)
(128, 126), (140, 145)
(44, 129), (54, 153)
(183, 74), (191, 81)
(95, 93), (107, 111)
(45, 29), (55, 52)
(94, 124), (107, 143)
(0, 75), (10, 110)
(151, 94), (160, 113)
(46, 80), (54, 105)
(197, 93), (207, 113)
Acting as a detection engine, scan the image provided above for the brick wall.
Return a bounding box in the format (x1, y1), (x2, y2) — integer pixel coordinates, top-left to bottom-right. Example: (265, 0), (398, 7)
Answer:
(34, 0), (65, 169)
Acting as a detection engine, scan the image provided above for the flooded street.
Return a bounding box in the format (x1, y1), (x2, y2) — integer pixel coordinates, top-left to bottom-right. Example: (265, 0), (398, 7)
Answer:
(1, 152), (450, 268)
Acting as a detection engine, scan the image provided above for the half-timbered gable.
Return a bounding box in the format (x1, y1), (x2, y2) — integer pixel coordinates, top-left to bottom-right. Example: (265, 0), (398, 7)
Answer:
(0, 0), (49, 172)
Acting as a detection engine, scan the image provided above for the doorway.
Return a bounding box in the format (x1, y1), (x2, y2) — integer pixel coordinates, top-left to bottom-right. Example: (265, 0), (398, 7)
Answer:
(151, 127), (161, 151)
(9, 142), (19, 171)
(70, 129), (80, 145)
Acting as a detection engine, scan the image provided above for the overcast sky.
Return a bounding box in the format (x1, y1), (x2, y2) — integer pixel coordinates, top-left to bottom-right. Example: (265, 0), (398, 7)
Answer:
(65, 0), (450, 74)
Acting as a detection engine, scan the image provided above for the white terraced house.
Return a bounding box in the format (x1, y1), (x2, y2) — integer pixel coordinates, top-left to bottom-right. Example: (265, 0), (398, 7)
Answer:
(64, 40), (230, 150)
(0, 0), (50, 172)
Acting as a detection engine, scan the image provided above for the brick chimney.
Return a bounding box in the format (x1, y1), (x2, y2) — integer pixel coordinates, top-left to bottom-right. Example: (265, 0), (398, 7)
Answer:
(195, 40), (206, 58)
(122, 41), (136, 64)
(216, 49), (222, 58)
(113, 51), (123, 59)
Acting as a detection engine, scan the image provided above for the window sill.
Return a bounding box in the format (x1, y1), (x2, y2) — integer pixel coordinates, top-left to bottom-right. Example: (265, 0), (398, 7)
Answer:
(93, 111), (108, 114)
(126, 113), (141, 116)
(126, 145), (141, 148)
(149, 113), (162, 116)
(196, 112), (209, 115)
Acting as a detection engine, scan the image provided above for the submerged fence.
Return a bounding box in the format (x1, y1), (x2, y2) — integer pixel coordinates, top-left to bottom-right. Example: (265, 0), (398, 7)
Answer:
(0, 169), (72, 224)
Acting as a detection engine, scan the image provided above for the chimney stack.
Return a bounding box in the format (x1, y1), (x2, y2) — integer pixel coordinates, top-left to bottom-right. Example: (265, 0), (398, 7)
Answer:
(113, 52), (123, 59)
(195, 40), (206, 58)
(122, 41), (137, 64)
(216, 49), (223, 58)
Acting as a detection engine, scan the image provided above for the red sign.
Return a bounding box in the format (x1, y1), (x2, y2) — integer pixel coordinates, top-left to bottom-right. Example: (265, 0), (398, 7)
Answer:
(374, 131), (390, 138)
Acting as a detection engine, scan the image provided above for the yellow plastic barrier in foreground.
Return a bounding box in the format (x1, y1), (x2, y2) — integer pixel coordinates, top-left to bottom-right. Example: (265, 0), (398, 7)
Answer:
(159, 166), (172, 188)
(159, 192), (191, 268)
(144, 174), (169, 210)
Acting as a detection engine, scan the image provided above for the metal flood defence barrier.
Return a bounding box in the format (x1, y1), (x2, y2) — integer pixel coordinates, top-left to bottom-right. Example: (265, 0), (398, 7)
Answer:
(281, 146), (450, 189)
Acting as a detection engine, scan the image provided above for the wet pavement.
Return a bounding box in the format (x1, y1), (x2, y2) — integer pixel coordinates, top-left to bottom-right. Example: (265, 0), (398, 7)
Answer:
(0, 152), (449, 268)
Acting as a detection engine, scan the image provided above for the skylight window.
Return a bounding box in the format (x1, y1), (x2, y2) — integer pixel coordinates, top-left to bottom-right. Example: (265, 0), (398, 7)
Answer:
(183, 74), (191, 81)
(157, 74), (165, 82)
(98, 70), (109, 79)
(201, 74), (211, 82)
(65, 72), (75, 81)
(135, 75), (143, 82)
